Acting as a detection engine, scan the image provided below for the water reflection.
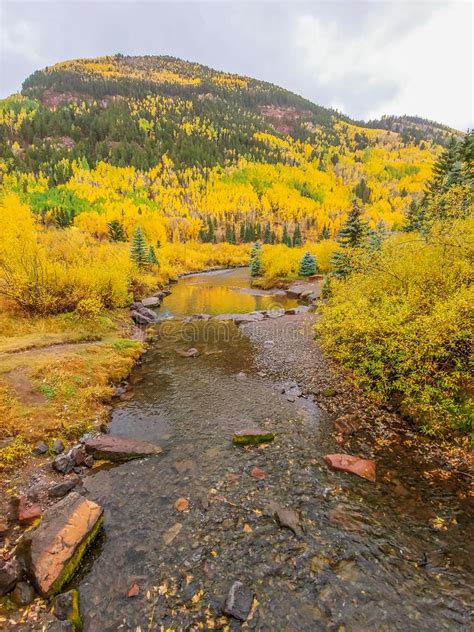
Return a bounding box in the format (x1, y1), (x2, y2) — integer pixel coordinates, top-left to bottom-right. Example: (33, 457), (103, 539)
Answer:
(158, 268), (297, 317)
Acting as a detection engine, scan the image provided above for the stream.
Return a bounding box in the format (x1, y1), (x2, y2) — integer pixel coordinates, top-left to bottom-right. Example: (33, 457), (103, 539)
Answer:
(76, 268), (473, 631)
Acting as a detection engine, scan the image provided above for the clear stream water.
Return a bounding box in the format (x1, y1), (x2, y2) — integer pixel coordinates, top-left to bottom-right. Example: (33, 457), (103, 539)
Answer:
(76, 269), (473, 631)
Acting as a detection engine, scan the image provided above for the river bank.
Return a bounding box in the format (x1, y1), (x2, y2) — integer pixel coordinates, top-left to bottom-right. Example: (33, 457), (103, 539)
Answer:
(1, 271), (473, 630)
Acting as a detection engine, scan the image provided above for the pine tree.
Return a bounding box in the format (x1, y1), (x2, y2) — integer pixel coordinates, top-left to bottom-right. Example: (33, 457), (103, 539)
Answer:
(368, 220), (387, 251)
(249, 241), (262, 262)
(336, 203), (368, 248)
(429, 136), (462, 194)
(147, 245), (159, 266)
(250, 251), (263, 277)
(331, 204), (368, 279)
(130, 226), (148, 269)
(107, 219), (126, 242)
(282, 224), (291, 247)
(299, 251), (318, 276)
(293, 223), (302, 247)
(320, 225), (330, 240)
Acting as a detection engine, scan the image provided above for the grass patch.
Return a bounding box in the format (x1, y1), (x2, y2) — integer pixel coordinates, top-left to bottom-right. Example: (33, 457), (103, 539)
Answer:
(0, 305), (144, 472)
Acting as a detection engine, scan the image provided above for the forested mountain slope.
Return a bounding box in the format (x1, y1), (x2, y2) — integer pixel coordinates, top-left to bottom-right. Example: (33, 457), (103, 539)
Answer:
(1, 54), (457, 245)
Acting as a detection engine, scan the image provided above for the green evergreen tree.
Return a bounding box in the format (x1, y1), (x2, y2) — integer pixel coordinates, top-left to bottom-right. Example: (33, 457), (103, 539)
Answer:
(293, 223), (302, 247)
(147, 245), (159, 266)
(250, 251), (263, 277)
(331, 203), (368, 278)
(320, 225), (330, 240)
(282, 224), (292, 247)
(130, 226), (148, 269)
(368, 220), (387, 251)
(107, 219), (126, 242)
(249, 241), (262, 261)
(299, 251), (318, 276)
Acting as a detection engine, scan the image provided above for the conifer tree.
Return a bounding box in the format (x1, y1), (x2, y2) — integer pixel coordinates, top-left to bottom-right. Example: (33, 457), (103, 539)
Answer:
(250, 251), (263, 277)
(299, 251), (318, 276)
(107, 219), (126, 242)
(130, 226), (148, 269)
(293, 223), (302, 247)
(147, 245), (159, 266)
(331, 204), (368, 278)
(320, 225), (330, 240)
(249, 241), (262, 261)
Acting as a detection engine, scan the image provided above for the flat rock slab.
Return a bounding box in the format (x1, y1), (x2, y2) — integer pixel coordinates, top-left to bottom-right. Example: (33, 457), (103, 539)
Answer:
(222, 581), (254, 621)
(84, 435), (162, 461)
(141, 296), (160, 307)
(233, 429), (275, 446)
(25, 492), (103, 597)
(323, 454), (376, 482)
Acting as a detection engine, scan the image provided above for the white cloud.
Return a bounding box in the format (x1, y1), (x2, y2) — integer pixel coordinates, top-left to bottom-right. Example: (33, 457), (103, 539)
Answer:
(295, 2), (473, 130)
(0, 17), (42, 64)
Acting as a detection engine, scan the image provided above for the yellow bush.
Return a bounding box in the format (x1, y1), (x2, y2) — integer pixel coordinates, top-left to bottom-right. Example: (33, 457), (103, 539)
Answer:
(259, 240), (339, 286)
(317, 219), (473, 438)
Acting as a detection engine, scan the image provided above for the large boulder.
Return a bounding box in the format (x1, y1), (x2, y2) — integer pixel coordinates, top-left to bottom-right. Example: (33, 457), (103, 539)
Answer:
(84, 435), (162, 462)
(323, 454), (376, 482)
(24, 492), (103, 597)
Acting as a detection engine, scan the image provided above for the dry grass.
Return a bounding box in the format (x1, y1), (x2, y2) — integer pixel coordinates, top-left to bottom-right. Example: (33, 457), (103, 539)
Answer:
(0, 300), (144, 472)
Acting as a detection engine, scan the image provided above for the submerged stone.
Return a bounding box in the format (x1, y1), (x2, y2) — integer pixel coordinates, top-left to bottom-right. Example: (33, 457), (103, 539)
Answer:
(222, 581), (254, 621)
(84, 435), (162, 462)
(53, 589), (82, 630)
(232, 429), (275, 445)
(268, 501), (303, 536)
(323, 454), (376, 482)
(25, 492), (103, 597)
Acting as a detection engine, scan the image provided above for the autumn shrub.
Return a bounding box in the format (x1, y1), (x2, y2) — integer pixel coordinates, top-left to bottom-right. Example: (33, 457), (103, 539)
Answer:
(316, 220), (473, 438)
(74, 297), (104, 320)
(259, 240), (338, 286)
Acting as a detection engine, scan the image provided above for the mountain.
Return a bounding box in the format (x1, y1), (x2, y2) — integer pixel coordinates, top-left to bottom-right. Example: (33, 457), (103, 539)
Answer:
(0, 54), (462, 243)
(0, 54), (457, 179)
(366, 114), (464, 146)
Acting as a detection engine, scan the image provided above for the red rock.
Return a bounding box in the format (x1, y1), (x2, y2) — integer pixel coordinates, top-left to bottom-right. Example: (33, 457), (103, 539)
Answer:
(25, 492), (103, 597)
(18, 496), (42, 525)
(250, 467), (266, 480)
(84, 435), (162, 462)
(174, 498), (189, 512)
(127, 582), (139, 598)
(323, 454), (376, 482)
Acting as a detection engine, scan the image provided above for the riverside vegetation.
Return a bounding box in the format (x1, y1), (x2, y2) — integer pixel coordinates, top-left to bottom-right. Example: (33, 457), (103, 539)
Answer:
(0, 55), (472, 475)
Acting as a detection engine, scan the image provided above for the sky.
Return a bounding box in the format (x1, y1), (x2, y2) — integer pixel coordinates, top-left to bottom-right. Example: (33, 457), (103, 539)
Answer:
(0, 0), (472, 130)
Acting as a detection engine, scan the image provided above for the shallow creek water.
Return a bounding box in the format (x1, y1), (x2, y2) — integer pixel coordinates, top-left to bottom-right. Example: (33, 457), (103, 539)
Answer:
(76, 269), (473, 631)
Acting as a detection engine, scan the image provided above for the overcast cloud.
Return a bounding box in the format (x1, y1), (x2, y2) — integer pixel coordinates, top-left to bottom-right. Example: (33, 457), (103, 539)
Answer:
(0, 0), (472, 129)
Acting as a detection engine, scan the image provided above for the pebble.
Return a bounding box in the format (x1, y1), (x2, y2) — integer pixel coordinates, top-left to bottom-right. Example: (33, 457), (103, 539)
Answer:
(222, 581), (254, 621)
(52, 439), (65, 454)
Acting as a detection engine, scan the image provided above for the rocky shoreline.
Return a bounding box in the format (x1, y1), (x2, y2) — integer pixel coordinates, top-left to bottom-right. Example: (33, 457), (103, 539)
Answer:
(1, 275), (472, 630)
